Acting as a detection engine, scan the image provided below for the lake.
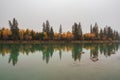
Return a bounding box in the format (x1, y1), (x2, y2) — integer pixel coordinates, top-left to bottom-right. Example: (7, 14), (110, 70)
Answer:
(0, 43), (120, 80)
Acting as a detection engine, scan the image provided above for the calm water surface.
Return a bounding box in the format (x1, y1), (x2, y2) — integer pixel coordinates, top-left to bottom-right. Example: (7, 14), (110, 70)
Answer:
(0, 43), (120, 80)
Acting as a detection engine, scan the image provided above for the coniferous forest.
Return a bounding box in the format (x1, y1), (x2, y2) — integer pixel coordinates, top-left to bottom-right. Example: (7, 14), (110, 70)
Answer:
(0, 18), (120, 42)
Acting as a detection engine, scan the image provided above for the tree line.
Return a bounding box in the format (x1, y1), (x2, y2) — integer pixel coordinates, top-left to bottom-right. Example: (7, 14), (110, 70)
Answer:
(0, 18), (120, 41)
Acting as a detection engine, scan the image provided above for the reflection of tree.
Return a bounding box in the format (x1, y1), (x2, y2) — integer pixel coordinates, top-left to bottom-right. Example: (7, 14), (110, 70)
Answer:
(0, 44), (11, 56)
(8, 44), (19, 66)
(89, 43), (119, 62)
(99, 43), (118, 57)
(42, 44), (54, 63)
(0, 43), (119, 65)
(59, 49), (62, 60)
(72, 44), (83, 61)
(90, 45), (99, 62)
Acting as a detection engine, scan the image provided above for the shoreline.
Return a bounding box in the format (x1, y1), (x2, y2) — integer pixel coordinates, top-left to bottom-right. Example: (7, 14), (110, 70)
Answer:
(0, 40), (120, 44)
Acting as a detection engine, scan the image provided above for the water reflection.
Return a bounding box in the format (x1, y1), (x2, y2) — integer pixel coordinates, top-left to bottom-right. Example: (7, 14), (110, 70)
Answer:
(0, 43), (119, 66)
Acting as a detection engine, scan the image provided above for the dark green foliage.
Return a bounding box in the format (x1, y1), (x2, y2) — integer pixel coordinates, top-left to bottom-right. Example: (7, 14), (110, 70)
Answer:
(103, 27), (107, 36)
(72, 23), (79, 40)
(107, 27), (113, 40)
(90, 24), (93, 33)
(114, 31), (119, 40)
(102, 26), (114, 40)
(42, 20), (54, 39)
(100, 29), (104, 40)
(49, 27), (54, 39)
(92, 22), (99, 39)
(78, 22), (82, 38)
(72, 22), (82, 40)
(9, 18), (19, 40)
(30, 30), (35, 40)
(8, 44), (19, 66)
(35, 32), (44, 40)
(42, 22), (46, 32)
(46, 20), (50, 36)
(59, 24), (62, 40)
(72, 44), (82, 61)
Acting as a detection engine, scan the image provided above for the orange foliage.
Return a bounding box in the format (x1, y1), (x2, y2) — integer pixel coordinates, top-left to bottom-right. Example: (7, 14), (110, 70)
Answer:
(19, 29), (25, 40)
(66, 31), (73, 39)
(84, 33), (95, 38)
(62, 32), (73, 39)
(25, 29), (31, 35)
(2, 28), (12, 39)
(43, 32), (48, 39)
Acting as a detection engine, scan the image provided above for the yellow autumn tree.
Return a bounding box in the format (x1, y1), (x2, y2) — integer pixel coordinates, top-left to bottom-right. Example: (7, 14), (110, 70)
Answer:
(43, 32), (48, 39)
(2, 28), (12, 40)
(84, 33), (95, 40)
(66, 31), (73, 39)
(19, 29), (25, 40)
(54, 32), (59, 40)
(24, 29), (32, 40)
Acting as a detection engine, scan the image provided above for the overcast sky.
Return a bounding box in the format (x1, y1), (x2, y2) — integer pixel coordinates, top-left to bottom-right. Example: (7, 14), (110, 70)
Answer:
(0, 0), (120, 33)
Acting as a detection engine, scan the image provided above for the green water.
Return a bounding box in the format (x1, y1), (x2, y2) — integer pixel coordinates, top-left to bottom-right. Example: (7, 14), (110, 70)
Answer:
(0, 43), (120, 80)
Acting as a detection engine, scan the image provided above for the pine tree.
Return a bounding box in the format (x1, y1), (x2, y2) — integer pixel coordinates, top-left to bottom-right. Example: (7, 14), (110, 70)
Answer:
(72, 23), (79, 40)
(59, 24), (62, 34)
(42, 22), (46, 32)
(49, 27), (54, 40)
(93, 22), (99, 39)
(30, 30), (35, 40)
(72, 23), (77, 39)
(100, 29), (103, 40)
(115, 31), (119, 40)
(9, 18), (19, 40)
(90, 24), (93, 33)
(59, 24), (62, 40)
(42, 20), (51, 40)
(46, 20), (50, 36)
(107, 27), (113, 40)
(78, 22), (82, 39)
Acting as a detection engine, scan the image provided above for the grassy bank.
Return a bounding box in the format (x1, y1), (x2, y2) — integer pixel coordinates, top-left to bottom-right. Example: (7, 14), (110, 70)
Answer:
(0, 40), (120, 44)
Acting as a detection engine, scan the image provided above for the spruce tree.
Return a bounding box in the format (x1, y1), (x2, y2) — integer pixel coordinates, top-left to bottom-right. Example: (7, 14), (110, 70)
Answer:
(72, 22), (82, 40)
(9, 18), (19, 40)
(90, 24), (93, 33)
(59, 24), (62, 34)
(49, 27), (54, 40)
(78, 22), (82, 39)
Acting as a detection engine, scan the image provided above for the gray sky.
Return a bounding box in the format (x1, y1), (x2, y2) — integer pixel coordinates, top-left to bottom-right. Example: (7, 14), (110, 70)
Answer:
(0, 0), (120, 33)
